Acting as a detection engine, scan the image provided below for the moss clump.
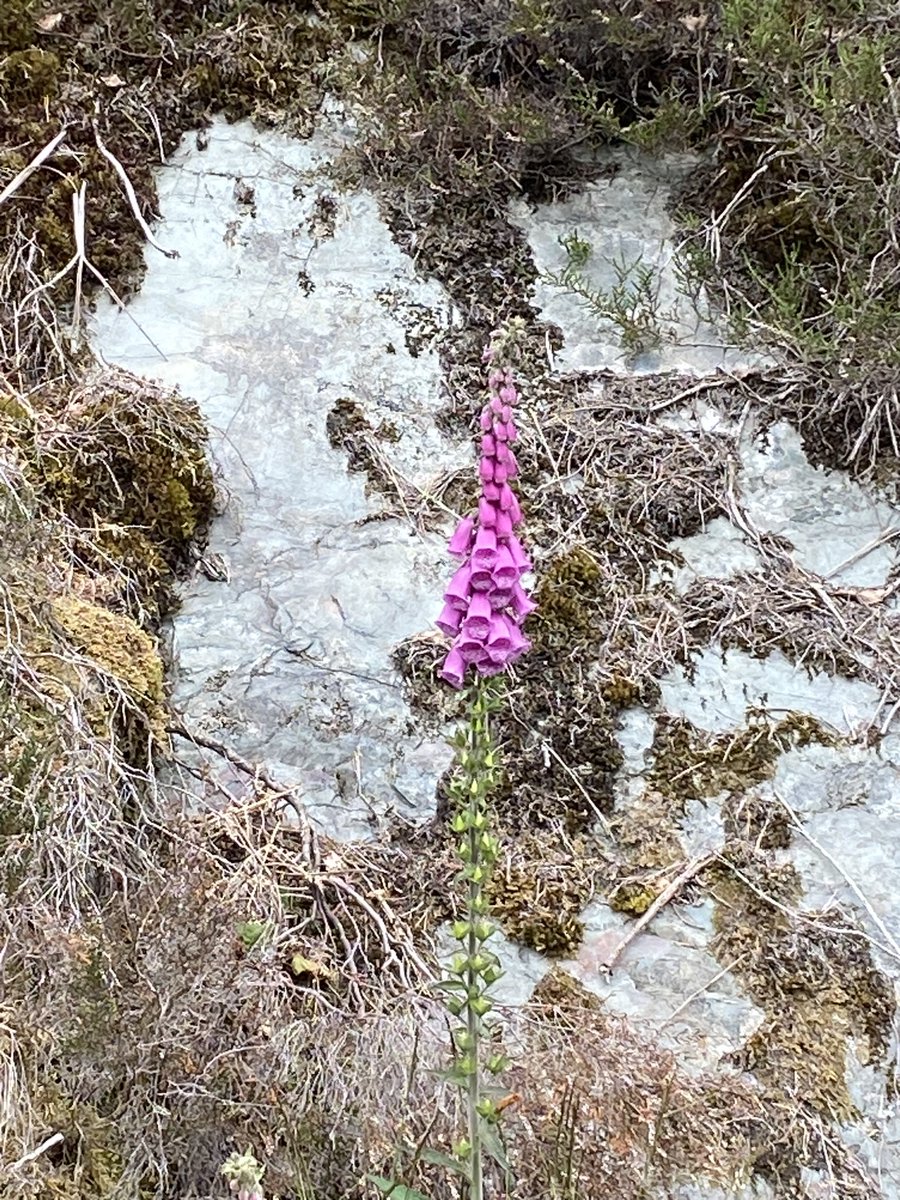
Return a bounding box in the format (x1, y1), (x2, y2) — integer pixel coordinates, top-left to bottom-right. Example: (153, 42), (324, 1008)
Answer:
(0, 681), (56, 841)
(606, 788), (685, 913)
(599, 674), (645, 708)
(23, 377), (214, 616)
(488, 835), (596, 956)
(530, 966), (604, 1016)
(608, 880), (660, 916)
(0, 47), (59, 101)
(0, 0), (38, 54)
(533, 544), (604, 650)
(32, 1100), (124, 1199)
(326, 396), (405, 496)
(701, 782), (895, 1166)
(606, 713), (830, 918)
(50, 595), (167, 744)
(648, 712), (832, 806)
(711, 849), (893, 1125)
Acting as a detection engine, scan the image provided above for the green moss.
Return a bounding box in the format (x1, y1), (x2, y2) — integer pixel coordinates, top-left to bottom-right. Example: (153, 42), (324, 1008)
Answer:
(608, 881), (659, 916)
(487, 836), (594, 956)
(599, 674), (644, 708)
(533, 544), (603, 650)
(0, 391), (32, 421)
(325, 396), (410, 496)
(530, 966), (604, 1014)
(0, 681), (54, 842)
(0, 47), (59, 100)
(24, 380), (214, 617)
(0, 0), (38, 54)
(50, 595), (167, 743)
(710, 849), (893, 1123)
(605, 713), (833, 921)
(648, 712), (833, 806)
(34, 1082), (125, 1199)
(490, 875), (585, 955)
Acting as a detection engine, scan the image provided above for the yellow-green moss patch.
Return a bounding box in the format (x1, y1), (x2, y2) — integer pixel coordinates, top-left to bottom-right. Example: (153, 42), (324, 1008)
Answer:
(50, 594), (166, 743)
(488, 833), (601, 956)
(648, 712), (834, 806)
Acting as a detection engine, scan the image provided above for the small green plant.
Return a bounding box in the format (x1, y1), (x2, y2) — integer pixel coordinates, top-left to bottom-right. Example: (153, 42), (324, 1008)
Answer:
(221, 1148), (265, 1200)
(236, 919), (270, 950)
(547, 233), (674, 356)
(366, 684), (509, 1200)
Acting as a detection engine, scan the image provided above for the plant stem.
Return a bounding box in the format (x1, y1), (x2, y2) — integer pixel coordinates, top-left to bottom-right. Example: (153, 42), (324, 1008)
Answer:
(448, 677), (504, 1199)
(467, 898), (483, 1200)
(467, 691), (484, 1200)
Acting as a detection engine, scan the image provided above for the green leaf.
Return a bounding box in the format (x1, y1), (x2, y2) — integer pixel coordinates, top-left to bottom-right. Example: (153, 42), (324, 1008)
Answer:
(366, 1175), (431, 1200)
(420, 1149), (471, 1180)
(481, 1125), (512, 1174)
(236, 919), (268, 950)
(431, 979), (465, 993)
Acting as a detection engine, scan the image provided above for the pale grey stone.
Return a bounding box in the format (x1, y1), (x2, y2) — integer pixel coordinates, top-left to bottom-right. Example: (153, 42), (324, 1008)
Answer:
(91, 114), (462, 839)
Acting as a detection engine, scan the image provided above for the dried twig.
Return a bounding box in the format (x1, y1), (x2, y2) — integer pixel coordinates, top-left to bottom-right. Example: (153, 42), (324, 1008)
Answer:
(0, 129), (67, 208)
(93, 124), (179, 259)
(4, 1132), (65, 1175)
(600, 854), (713, 973)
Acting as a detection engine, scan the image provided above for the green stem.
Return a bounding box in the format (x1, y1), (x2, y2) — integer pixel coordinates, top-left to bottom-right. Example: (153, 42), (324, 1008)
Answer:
(467, 797), (483, 1200)
(467, 679), (489, 1200)
(449, 676), (501, 1200)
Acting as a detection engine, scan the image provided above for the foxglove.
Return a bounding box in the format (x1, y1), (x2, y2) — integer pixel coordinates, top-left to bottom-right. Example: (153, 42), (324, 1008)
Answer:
(438, 339), (534, 686)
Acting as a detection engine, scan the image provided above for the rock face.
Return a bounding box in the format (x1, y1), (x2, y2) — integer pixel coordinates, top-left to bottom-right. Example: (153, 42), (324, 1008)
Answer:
(93, 112), (900, 1197)
(92, 115), (464, 840)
